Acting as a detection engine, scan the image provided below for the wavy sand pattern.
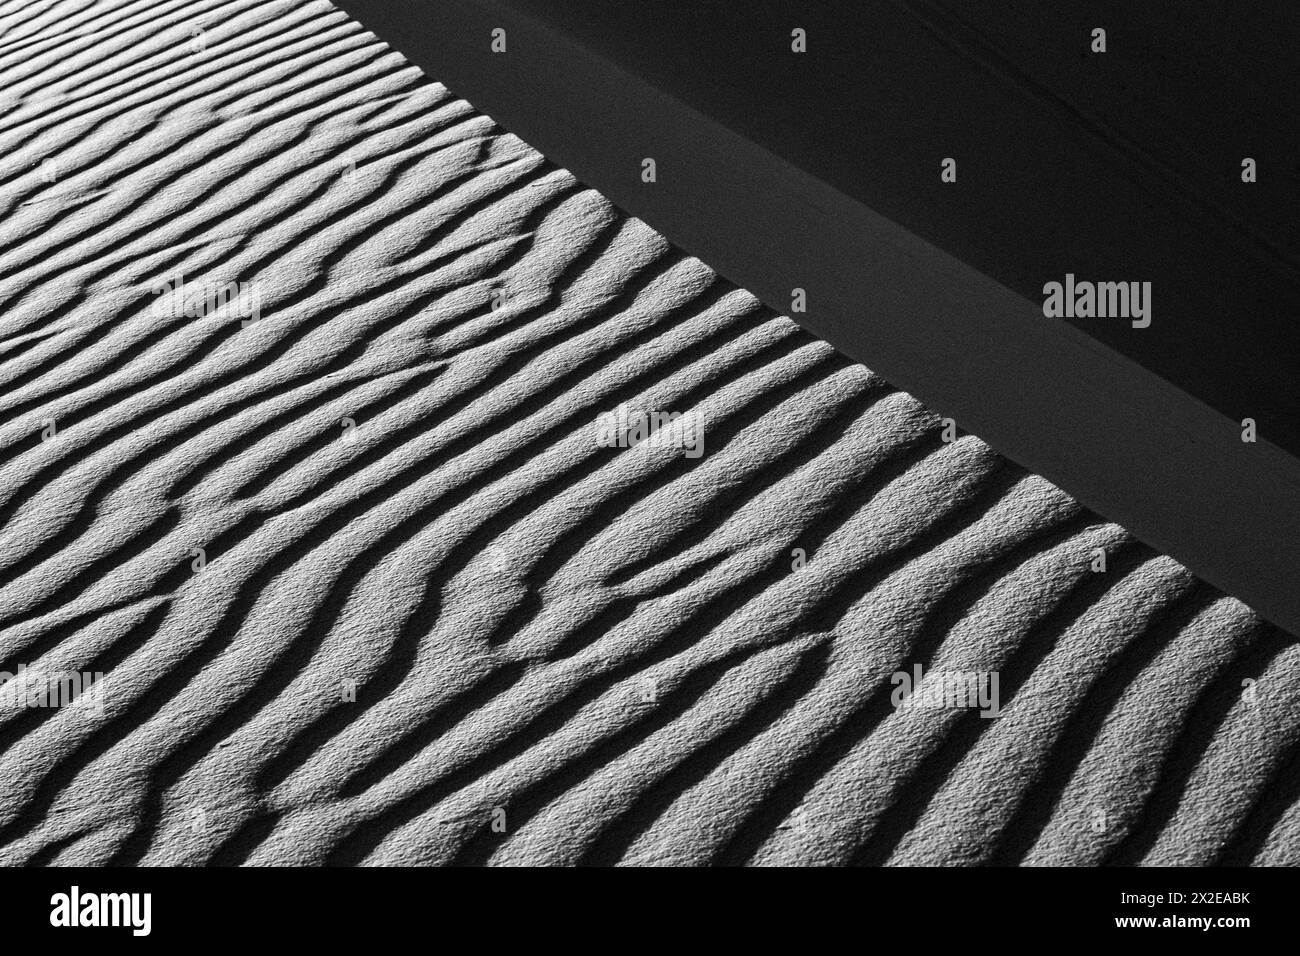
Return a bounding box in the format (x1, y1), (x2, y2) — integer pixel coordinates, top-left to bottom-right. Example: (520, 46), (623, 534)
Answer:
(0, 0), (1296, 866)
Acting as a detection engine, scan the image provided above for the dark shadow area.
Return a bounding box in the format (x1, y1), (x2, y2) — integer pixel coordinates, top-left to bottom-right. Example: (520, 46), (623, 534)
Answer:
(331, 0), (1300, 637)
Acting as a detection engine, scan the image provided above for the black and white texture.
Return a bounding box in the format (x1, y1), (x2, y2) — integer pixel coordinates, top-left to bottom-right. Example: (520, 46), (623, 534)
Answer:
(0, 0), (1296, 866)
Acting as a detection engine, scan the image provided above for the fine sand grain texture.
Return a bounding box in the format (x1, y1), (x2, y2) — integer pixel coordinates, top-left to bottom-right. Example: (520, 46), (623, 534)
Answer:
(0, 0), (1295, 866)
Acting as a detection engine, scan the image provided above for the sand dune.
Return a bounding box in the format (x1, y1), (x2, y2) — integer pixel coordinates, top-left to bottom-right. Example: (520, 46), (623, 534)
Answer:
(0, 0), (1295, 866)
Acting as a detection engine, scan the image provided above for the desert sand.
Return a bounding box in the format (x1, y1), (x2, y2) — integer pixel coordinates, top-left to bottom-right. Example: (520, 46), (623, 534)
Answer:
(0, 0), (1295, 866)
